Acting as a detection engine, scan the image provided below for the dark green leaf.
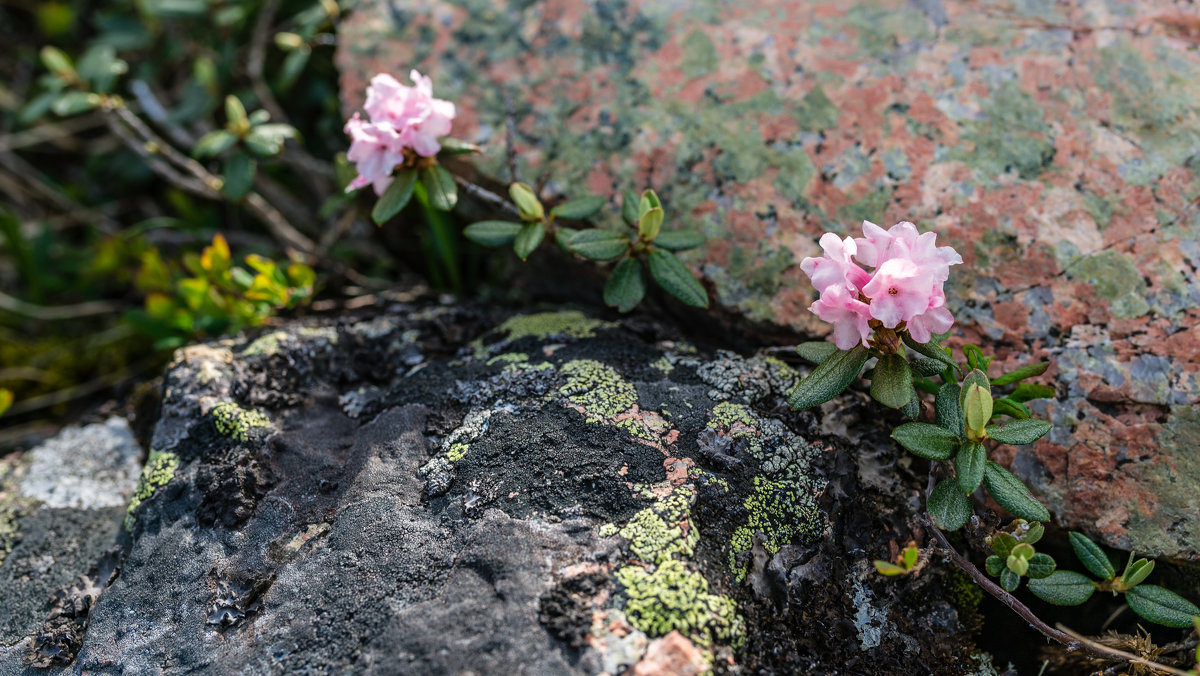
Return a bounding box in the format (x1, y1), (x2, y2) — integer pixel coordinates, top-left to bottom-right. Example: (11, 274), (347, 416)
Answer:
(437, 137), (481, 156)
(789, 345), (870, 410)
(796, 342), (837, 365)
(989, 533), (1017, 558)
(985, 555), (1004, 577)
(510, 182), (544, 221)
(1020, 522), (1045, 545)
(1029, 571), (1096, 606)
(913, 376), (940, 395)
(621, 190), (639, 226)
(604, 258), (645, 313)
(647, 250), (707, 308)
(1010, 383), (1055, 403)
(956, 442), (986, 494)
(371, 169), (418, 224)
(901, 390), (920, 420)
(991, 397), (1032, 420)
(963, 344), (992, 373)
(911, 358), (946, 376)
(1026, 553), (1056, 579)
(40, 46), (75, 78)
(992, 361), (1049, 386)
(1069, 532), (1116, 580)
(567, 229), (629, 261)
(513, 222), (545, 260)
(891, 422), (959, 461)
(193, 130), (236, 158)
(551, 195), (606, 220)
(902, 333), (958, 371)
(224, 95), (248, 130)
(244, 124), (297, 157)
(983, 462), (1050, 522)
(653, 230), (706, 251)
(554, 227), (578, 251)
(463, 220), (522, 247)
(421, 165), (457, 211)
(1126, 585), (1200, 628)
(935, 383), (964, 437)
(987, 419), (1052, 445)
(1000, 567), (1021, 591)
(221, 152), (255, 200)
(52, 92), (97, 116)
(278, 49), (310, 90)
(928, 478), (971, 530)
(1122, 559), (1154, 589)
(638, 207), (664, 241)
(871, 353), (914, 408)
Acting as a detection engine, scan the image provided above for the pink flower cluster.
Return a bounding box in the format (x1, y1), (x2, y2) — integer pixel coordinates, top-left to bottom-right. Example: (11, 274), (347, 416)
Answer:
(800, 221), (962, 349)
(344, 70), (456, 195)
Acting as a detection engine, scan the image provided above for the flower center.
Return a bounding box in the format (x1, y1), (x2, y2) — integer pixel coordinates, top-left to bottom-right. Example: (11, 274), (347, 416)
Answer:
(888, 287), (899, 295)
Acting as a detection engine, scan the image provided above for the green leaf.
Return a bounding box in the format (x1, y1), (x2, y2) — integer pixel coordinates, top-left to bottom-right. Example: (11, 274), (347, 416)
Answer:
(1010, 383), (1055, 403)
(1011, 543), (1035, 560)
(224, 95), (248, 131)
(604, 258), (645, 313)
(464, 220), (522, 247)
(638, 189), (661, 219)
(40, 46), (75, 78)
(789, 345), (870, 410)
(991, 361), (1049, 386)
(621, 190), (639, 226)
(900, 390), (919, 420)
(221, 152), (255, 200)
(567, 229), (629, 261)
(902, 333), (957, 371)
(955, 442), (986, 494)
(963, 344), (992, 373)
(244, 124), (297, 157)
(0, 388), (13, 417)
(962, 382), (993, 438)
(983, 462), (1050, 522)
(989, 533), (1017, 558)
(653, 230), (706, 251)
(1068, 532), (1116, 580)
(796, 342), (837, 365)
(638, 207), (664, 241)
(1005, 555), (1028, 577)
(935, 383), (964, 436)
(985, 555), (1003, 577)
(928, 478), (971, 530)
(869, 354), (914, 408)
(371, 169), (418, 224)
(421, 165), (457, 211)
(911, 358), (946, 377)
(1026, 553), (1056, 579)
(959, 369), (991, 404)
(902, 545), (918, 569)
(1028, 570), (1096, 606)
(874, 560), (907, 576)
(1020, 522), (1045, 545)
(52, 92), (97, 116)
(987, 419), (1052, 445)
(510, 182), (544, 222)
(437, 137), (481, 156)
(647, 250), (708, 308)
(193, 130), (237, 158)
(913, 376), (940, 395)
(991, 397), (1032, 420)
(554, 227), (578, 251)
(891, 422), (959, 461)
(1126, 585), (1200, 628)
(1000, 567), (1020, 591)
(1122, 559), (1154, 589)
(513, 222), (545, 261)
(551, 195), (606, 220)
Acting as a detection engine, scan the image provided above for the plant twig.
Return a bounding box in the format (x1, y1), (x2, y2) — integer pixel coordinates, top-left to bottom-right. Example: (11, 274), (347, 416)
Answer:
(0, 289), (120, 321)
(449, 173), (520, 218)
(504, 90), (519, 183)
(1055, 624), (1195, 676)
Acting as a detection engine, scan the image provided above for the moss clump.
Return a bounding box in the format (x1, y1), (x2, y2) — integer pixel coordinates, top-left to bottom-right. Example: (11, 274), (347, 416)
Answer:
(473, 311), (610, 357)
(728, 476), (825, 582)
(615, 559), (744, 648)
(619, 489), (697, 564)
(125, 450), (179, 531)
(560, 359), (638, 422)
(210, 401), (271, 441)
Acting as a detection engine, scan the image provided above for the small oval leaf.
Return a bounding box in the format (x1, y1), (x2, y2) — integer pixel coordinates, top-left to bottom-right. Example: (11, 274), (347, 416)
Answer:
(646, 250), (707, 308)
(1029, 571), (1096, 606)
(928, 478), (971, 530)
(796, 342), (838, 365)
(1126, 584), (1200, 628)
(421, 165), (458, 211)
(604, 258), (645, 313)
(870, 353), (913, 409)
(551, 195), (606, 220)
(371, 169), (418, 224)
(463, 220), (522, 247)
(510, 182), (544, 221)
(789, 345), (870, 410)
(567, 229), (629, 261)
(987, 418), (1052, 445)
(638, 207), (664, 241)
(653, 230), (706, 251)
(891, 422), (959, 461)
(1068, 532), (1116, 580)
(935, 382), (964, 437)
(983, 462), (1050, 522)
(513, 222), (545, 260)
(1026, 553), (1057, 579)
(955, 442), (986, 494)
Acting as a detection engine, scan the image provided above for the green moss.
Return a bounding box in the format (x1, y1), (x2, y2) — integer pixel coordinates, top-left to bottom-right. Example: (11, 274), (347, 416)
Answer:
(210, 401), (271, 441)
(473, 311), (610, 357)
(125, 450), (179, 531)
(728, 477), (825, 582)
(560, 359), (638, 422)
(616, 559), (744, 648)
(619, 489), (697, 564)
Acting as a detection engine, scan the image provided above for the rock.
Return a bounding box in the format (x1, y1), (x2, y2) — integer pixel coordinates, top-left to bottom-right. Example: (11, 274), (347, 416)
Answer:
(3, 305), (983, 673)
(337, 0), (1200, 559)
(17, 417), (142, 510)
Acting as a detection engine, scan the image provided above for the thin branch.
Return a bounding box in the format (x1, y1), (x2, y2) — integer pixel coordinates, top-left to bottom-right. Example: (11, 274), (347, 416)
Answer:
(0, 289), (120, 321)
(504, 90), (519, 183)
(1056, 624), (1196, 676)
(247, 0), (287, 124)
(450, 173), (520, 218)
(0, 112), (106, 152)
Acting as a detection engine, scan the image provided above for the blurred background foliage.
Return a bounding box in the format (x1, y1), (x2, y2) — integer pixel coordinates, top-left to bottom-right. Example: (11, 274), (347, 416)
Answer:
(0, 0), (483, 445)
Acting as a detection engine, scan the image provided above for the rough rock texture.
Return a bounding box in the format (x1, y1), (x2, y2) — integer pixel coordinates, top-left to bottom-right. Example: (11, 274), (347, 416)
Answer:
(1, 305), (992, 674)
(336, 0), (1200, 559)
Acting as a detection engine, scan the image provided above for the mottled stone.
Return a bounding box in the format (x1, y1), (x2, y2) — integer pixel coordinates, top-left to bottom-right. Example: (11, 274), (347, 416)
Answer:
(338, 0), (1200, 558)
(18, 417), (142, 510)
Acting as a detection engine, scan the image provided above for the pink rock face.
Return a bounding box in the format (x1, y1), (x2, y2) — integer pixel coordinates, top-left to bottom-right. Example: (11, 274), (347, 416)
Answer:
(338, 0), (1200, 559)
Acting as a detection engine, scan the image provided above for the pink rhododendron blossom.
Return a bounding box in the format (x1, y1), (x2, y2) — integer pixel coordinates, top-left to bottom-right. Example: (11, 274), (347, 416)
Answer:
(803, 221), (961, 346)
(344, 70), (457, 195)
(809, 285), (872, 350)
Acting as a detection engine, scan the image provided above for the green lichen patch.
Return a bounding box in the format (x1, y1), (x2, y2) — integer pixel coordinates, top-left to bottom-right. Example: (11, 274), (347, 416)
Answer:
(1066, 250), (1150, 319)
(560, 359), (638, 422)
(472, 311), (611, 358)
(707, 401), (758, 433)
(615, 559), (744, 648)
(125, 450), (180, 532)
(486, 352), (529, 366)
(619, 488), (697, 564)
(439, 409), (492, 464)
(956, 80), (1054, 180)
(728, 477), (826, 582)
(210, 401), (272, 441)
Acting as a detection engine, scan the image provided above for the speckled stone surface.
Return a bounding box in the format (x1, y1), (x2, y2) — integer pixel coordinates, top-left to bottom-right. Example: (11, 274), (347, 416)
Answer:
(337, 0), (1200, 559)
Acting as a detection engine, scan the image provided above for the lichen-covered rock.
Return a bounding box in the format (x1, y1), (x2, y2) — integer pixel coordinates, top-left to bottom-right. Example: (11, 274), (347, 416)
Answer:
(2, 305), (983, 673)
(337, 0), (1200, 559)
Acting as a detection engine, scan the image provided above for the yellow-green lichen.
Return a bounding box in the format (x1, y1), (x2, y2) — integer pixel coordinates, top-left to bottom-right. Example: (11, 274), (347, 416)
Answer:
(615, 559), (744, 648)
(651, 356), (674, 374)
(560, 359), (637, 422)
(445, 442), (469, 462)
(125, 450), (179, 531)
(210, 401), (271, 441)
(599, 522), (619, 538)
(472, 311), (611, 357)
(486, 352), (529, 366)
(707, 401), (757, 431)
(728, 477), (825, 582)
(619, 489), (697, 564)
